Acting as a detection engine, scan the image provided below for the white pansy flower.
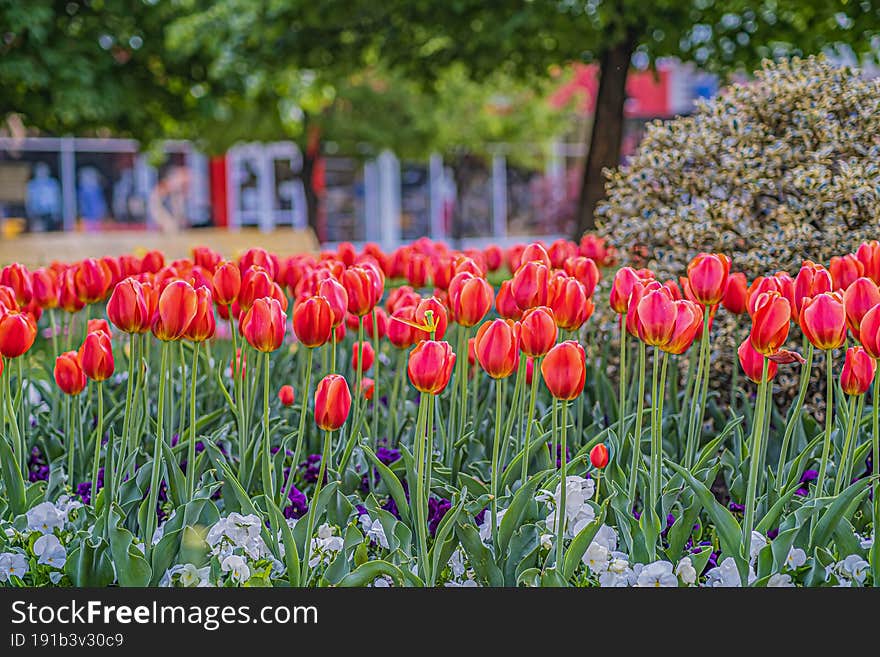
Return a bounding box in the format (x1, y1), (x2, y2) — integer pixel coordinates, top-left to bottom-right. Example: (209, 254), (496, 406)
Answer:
(635, 560), (678, 587)
(785, 547), (806, 570)
(179, 563), (211, 587)
(583, 542), (610, 574)
(540, 534), (553, 551)
(591, 524), (618, 551)
(479, 509), (506, 544)
(767, 573), (794, 587)
(675, 556), (697, 585)
(220, 554), (250, 584)
(0, 552), (29, 582)
(316, 523), (334, 540)
(543, 476), (596, 538)
(859, 535), (873, 550)
(749, 531), (768, 563)
(33, 534), (66, 568)
(448, 549), (466, 578)
(705, 557), (742, 587)
(26, 502), (65, 535)
(359, 515), (389, 549)
(49, 571), (63, 584)
(840, 555), (870, 585)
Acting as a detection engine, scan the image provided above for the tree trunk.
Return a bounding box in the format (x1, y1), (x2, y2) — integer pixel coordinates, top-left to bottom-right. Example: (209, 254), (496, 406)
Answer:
(573, 36), (636, 239)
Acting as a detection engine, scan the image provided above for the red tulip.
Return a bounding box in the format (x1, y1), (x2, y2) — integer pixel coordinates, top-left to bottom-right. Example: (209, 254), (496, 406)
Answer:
(856, 241), (880, 285)
(519, 307), (558, 358)
(78, 331), (114, 381)
(73, 258), (111, 304)
(213, 261), (241, 307)
(31, 268), (58, 310)
(292, 296), (333, 348)
(636, 287), (677, 346)
(841, 346), (875, 396)
(184, 287), (216, 342)
(750, 291), (791, 356)
(238, 266), (274, 313)
(107, 277), (151, 334)
(152, 281), (198, 342)
(563, 256), (600, 298)
(0, 310), (36, 358)
(859, 304), (880, 359)
(510, 260), (550, 311)
(0, 285), (17, 311)
(540, 340), (586, 400)
(800, 292), (847, 351)
(0, 263), (32, 306)
(87, 318), (111, 338)
(548, 239), (577, 269)
(141, 250), (165, 274)
(342, 266), (378, 316)
(407, 339), (456, 394)
(241, 297), (287, 352)
(661, 300), (704, 355)
(519, 242), (551, 268)
(686, 253), (730, 306)
(609, 267), (643, 314)
(278, 385), (295, 407)
(579, 234), (613, 266)
(495, 279), (523, 321)
(388, 305), (417, 349)
(793, 261), (833, 316)
(314, 374), (352, 431)
(474, 319), (519, 379)
(843, 277), (880, 335)
(239, 247), (277, 280)
(432, 257), (456, 291)
(337, 242), (358, 267)
(351, 341), (375, 372)
(405, 254), (430, 288)
(415, 296), (449, 340)
(830, 254), (864, 291)
(746, 276), (783, 316)
(385, 285), (420, 314)
(57, 268), (84, 313)
(548, 275), (593, 331)
(738, 338), (777, 383)
(722, 272), (749, 315)
(484, 244), (503, 272)
(449, 272), (493, 327)
(589, 444), (609, 469)
(54, 350), (87, 395)
(315, 276), (348, 328)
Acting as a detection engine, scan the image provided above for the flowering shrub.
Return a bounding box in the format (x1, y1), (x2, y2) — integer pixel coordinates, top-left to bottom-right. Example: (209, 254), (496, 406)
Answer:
(597, 56), (880, 282)
(0, 236), (877, 588)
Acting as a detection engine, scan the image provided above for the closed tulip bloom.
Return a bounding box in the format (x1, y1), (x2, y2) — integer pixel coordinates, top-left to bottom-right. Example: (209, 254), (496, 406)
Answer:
(241, 297), (287, 352)
(360, 377), (376, 401)
(431, 257), (456, 290)
(663, 279), (683, 301)
(0, 285), (17, 311)
(315, 276), (348, 328)
(859, 304), (880, 359)
(830, 254), (864, 291)
(750, 291), (791, 356)
(548, 239), (577, 269)
(107, 277), (150, 334)
(361, 261), (386, 304)
(385, 285), (420, 314)
(239, 247), (277, 279)
(54, 350), (87, 395)
(563, 256), (600, 298)
(364, 308), (389, 340)
(58, 268), (85, 313)
(686, 253), (730, 306)
(351, 341), (375, 372)
(800, 292), (847, 350)
(843, 277), (880, 335)
(407, 340), (456, 394)
(140, 250), (165, 274)
(405, 254), (430, 289)
(721, 272), (749, 315)
(314, 374), (352, 431)
(590, 444), (610, 469)
(449, 272), (493, 327)
(511, 260), (550, 311)
(152, 280), (198, 342)
(541, 340), (587, 400)
(495, 279), (523, 321)
(78, 331), (114, 381)
(661, 300), (704, 355)
(292, 296), (333, 348)
(184, 287), (216, 342)
(793, 261), (833, 316)
(774, 272), (796, 315)
(278, 385), (295, 407)
(484, 244), (503, 272)
(841, 346), (875, 396)
(474, 318), (519, 379)
(637, 287), (677, 346)
(415, 296), (449, 340)
(737, 338), (777, 384)
(31, 268), (58, 309)
(87, 318), (112, 338)
(609, 267), (643, 314)
(0, 310), (37, 358)
(856, 241), (880, 285)
(519, 242), (551, 268)
(747, 275), (786, 317)
(342, 266), (378, 316)
(519, 306), (558, 357)
(548, 275), (593, 331)
(73, 258), (111, 304)
(388, 305), (417, 349)
(0, 263), (33, 306)
(238, 266), (274, 313)
(212, 261), (241, 306)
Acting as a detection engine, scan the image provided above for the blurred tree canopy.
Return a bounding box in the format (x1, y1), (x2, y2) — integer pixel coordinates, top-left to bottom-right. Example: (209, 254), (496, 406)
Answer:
(4, 1), (880, 237)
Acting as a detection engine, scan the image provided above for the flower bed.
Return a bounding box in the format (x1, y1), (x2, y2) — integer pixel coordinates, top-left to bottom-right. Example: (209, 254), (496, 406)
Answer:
(0, 235), (877, 587)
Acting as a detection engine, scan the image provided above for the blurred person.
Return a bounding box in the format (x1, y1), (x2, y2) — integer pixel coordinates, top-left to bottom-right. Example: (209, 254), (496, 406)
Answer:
(25, 162), (62, 231)
(77, 167), (108, 231)
(149, 165), (190, 233)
